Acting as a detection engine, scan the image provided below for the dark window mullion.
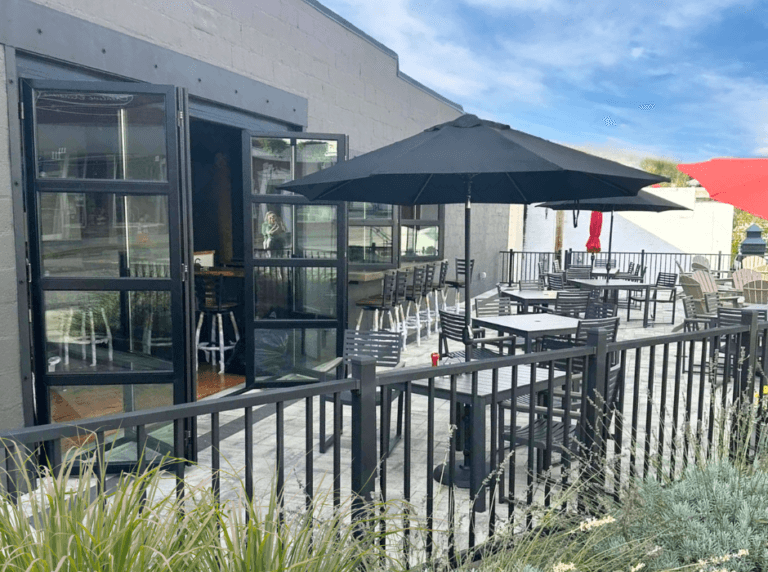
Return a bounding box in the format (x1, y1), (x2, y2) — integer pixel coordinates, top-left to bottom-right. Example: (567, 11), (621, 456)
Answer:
(36, 180), (172, 194)
(42, 371), (176, 386)
(40, 277), (173, 291)
(251, 259), (338, 268)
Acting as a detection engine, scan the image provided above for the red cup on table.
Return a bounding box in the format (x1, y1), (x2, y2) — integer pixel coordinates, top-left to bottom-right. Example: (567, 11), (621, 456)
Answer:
(431, 352), (440, 367)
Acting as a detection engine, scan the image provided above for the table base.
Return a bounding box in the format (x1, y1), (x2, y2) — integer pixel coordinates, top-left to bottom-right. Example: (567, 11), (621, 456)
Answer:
(433, 460), (492, 490)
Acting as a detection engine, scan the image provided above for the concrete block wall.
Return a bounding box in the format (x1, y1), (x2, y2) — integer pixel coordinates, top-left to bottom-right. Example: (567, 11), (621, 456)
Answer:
(0, 50), (24, 432)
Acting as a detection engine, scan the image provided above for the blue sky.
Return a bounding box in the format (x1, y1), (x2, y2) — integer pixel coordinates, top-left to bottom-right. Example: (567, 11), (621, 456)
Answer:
(319, 0), (768, 165)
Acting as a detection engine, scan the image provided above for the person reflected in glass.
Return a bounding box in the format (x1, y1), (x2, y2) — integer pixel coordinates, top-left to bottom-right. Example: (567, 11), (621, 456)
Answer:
(261, 211), (287, 256)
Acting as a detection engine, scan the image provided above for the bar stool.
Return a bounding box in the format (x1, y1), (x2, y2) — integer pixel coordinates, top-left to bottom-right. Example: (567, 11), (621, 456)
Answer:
(418, 263), (437, 338)
(61, 302), (113, 367)
(195, 275), (240, 374)
(392, 270), (409, 348)
(354, 271), (396, 331)
(445, 258), (474, 313)
(403, 266), (427, 347)
(429, 260), (449, 333)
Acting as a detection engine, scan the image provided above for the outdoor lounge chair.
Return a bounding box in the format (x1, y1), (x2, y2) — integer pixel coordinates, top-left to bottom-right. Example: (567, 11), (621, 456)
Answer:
(732, 268), (761, 292)
(691, 270), (741, 306)
(743, 280), (768, 304)
(742, 255), (765, 271)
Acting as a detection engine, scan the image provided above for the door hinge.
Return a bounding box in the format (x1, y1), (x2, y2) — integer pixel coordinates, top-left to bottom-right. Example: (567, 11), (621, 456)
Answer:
(26, 259), (32, 284)
(177, 109), (184, 126)
(182, 263), (188, 282)
(28, 308), (33, 324)
(184, 429), (193, 457)
(19, 101), (24, 120)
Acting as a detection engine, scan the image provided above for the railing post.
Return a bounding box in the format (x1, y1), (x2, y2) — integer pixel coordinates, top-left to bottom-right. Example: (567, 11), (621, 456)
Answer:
(733, 310), (759, 458)
(509, 249), (514, 285)
(582, 328), (609, 504)
(350, 356), (378, 530)
(717, 251), (722, 272)
(565, 249), (572, 269)
(640, 250), (645, 274)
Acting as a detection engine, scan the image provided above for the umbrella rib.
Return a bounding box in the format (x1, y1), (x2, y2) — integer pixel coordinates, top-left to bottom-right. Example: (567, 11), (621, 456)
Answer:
(504, 173), (530, 203)
(582, 172), (636, 196)
(313, 178), (357, 201)
(411, 174), (433, 204)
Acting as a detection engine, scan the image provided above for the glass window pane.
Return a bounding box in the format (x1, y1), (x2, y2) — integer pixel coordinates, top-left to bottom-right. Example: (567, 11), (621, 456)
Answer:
(401, 225), (440, 258)
(253, 328), (336, 378)
(252, 203), (337, 259)
(349, 202), (394, 220)
(50, 384), (173, 461)
(401, 205), (439, 220)
(39, 193), (170, 278)
(349, 226), (393, 263)
(295, 139), (338, 179)
(35, 92), (167, 181)
(251, 138), (292, 195)
(254, 267), (337, 320)
(44, 290), (173, 373)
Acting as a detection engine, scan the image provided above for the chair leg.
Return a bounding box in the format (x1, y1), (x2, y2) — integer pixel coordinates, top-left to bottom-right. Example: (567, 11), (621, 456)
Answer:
(218, 313), (225, 374)
(230, 311), (240, 342)
(195, 312), (204, 371)
(356, 309), (364, 330)
(373, 309), (379, 332)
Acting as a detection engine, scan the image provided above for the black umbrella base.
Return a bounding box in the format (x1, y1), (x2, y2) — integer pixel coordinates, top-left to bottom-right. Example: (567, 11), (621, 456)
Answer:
(433, 460), (492, 489)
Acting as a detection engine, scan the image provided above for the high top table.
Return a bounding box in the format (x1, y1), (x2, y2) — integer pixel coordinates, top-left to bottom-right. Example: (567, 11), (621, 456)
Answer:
(474, 313), (581, 352)
(568, 278), (655, 327)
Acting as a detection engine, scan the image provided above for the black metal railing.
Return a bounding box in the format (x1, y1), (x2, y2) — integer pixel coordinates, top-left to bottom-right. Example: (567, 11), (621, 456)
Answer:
(499, 250), (733, 285)
(2, 312), (766, 567)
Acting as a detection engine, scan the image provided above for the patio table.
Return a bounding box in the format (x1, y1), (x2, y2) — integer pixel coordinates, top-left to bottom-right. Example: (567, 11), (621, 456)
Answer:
(568, 278), (655, 327)
(473, 313), (581, 353)
(499, 288), (558, 313)
(590, 267), (619, 279)
(410, 362), (575, 510)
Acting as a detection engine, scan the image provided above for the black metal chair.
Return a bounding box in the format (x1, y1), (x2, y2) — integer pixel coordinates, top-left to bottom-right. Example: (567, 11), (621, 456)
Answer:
(548, 273), (565, 291)
(438, 309), (515, 361)
(308, 329), (406, 457)
(531, 290), (590, 318)
(354, 271), (397, 331)
(627, 272), (677, 324)
(584, 300), (618, 319)
(474, 296), (514, 317)
(445, 258), (475, 312)
(403, 266), (427, 347)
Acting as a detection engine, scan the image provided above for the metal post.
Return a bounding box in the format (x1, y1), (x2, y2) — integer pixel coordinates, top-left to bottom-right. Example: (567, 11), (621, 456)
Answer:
(508, 249), (514, 285)
(582, 328), (609, 497)
(464, 182), (473, 362)
(351, 356), (378, 530)
(733, 310), (759, 459)
(717, 251), (722, 272)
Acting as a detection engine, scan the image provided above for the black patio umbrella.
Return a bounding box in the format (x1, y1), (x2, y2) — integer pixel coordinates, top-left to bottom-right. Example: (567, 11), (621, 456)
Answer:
(278, 114), (668, 359)
(538, 190), (690, 275)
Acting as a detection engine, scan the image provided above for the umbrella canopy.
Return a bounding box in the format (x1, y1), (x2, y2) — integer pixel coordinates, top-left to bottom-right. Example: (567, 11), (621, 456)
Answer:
(538, 190), (691, 273)
(279, 114), (668, 358)
(677, 159), (768, 219)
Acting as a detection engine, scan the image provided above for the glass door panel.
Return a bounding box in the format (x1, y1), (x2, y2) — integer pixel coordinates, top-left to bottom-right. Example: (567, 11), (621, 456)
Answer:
(23, 80), (188, 470)
(244, 133), (347, 388)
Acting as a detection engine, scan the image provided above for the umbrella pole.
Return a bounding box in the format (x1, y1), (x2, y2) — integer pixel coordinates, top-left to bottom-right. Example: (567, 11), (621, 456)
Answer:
(607, 210), (614, 281)
(464, 182), (472, 362)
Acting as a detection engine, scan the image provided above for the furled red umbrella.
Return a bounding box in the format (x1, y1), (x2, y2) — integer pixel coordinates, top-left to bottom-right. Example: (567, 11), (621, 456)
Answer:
(586, 211), (603, 253)
(677, 159), (768, 219)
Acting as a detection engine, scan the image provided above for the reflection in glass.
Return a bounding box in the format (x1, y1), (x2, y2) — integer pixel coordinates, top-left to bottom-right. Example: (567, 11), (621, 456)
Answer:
(349, 202), (394, 220)
(252, 203), (336, 259)
(35, 92), (167, 181)
(295, 139), (338, 179)
(50, 384), (173, 459)
(44, 290), (173, 373)
(349, 226), (393, 263)
(254, 267), (336, 320)
(401, 205), (439, 220)
(252, 138), (292, 195)
(253, 328), (336, 378)
(39, 193), (170, 277)
(401, 225), (439, 258)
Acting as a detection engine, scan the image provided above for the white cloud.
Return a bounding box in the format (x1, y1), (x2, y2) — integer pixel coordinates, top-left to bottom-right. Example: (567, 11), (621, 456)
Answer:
(631, 47), (645, 59)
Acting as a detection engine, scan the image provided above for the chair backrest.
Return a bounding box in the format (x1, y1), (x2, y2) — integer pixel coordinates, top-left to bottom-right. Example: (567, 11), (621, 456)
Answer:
(548, 273), (565, 291)
(732, 268), (761, 291)
(627, 261), (636, 275)
(742, 255), (765, 270)
(343, 329), (401, 368)
(691, 270), (716, 293)
(703, 292), (720, 314)
(520, 279), (543, 291)
(680, 274), (704, 299)
(393, 270), (409, 304)
(691, 255), (711, 269)
(743, 279), (768, 304)
(409, 266), (426, 298)
(380, 272), (396, 304)
(554, 290), (590, 318)
(635, 265), (646, 279)
(454, 258), (475, 282)
(593, 258), (607, 268)
(576, 316), (620, 344)
(552, 259), (562, 273)
(566, 266), (591, 281)
(422, 263), (436, 295)
(717, 307), (743, 328)
(474, 296), (513, 317)
(438, 310), (466, 344)
(675, 260), (688, 276)
(680, 295), (699, 320)
(435, 260), (449, 289)
(656, 272), (678, 288)
(691, 261), (709, 272)
(584, 300), (618, 319)
(538, 260), (547, 276)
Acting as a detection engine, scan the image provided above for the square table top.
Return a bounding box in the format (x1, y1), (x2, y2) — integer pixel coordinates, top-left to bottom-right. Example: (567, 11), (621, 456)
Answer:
(590, 267), (619, 276)
(500, 289), (558, 302)
(568, 278), (653, 290)
(473, 313), (580, 338)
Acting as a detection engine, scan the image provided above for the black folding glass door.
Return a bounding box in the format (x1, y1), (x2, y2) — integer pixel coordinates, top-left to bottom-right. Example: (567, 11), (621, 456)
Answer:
(22, 81), (192, 469)
(244, 133), (347, 387)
